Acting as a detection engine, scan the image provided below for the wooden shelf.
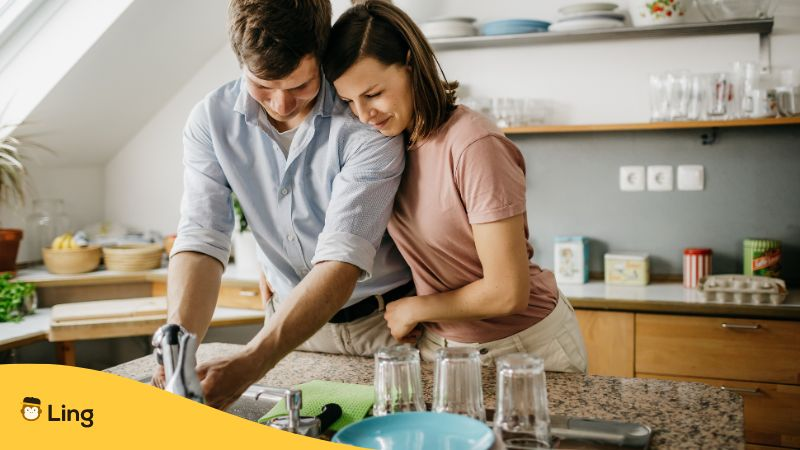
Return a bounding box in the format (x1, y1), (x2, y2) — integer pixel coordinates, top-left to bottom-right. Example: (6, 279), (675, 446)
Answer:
(429, 19), (773, 51)
(502, 117), (800, 135)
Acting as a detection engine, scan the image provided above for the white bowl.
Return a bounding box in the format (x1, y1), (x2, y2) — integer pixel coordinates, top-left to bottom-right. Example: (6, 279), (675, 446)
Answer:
(629, 0), (693, 27)
(696, 0), (775, 21)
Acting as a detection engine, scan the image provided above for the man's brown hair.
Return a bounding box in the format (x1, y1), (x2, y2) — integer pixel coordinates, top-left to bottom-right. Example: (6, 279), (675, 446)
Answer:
(228, 0), (332, 80)
(322, 0), (457, 144)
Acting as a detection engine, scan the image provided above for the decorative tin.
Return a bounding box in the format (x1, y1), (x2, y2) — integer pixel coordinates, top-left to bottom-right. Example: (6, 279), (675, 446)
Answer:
(683, 248), (712, 288)
(743, 239), (781, 278)
(554, 236), (589, 284)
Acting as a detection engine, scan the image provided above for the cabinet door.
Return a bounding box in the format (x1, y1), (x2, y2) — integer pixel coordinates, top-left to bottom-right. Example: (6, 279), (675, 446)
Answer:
(636, 314), (800, 385)
(575, 310), (634, 377)
(638, 373), (800, 448)
(151, 282), (263, 310)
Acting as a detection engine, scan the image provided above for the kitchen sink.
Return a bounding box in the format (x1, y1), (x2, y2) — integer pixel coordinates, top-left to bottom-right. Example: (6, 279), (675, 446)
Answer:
(135, 376), (280, 422)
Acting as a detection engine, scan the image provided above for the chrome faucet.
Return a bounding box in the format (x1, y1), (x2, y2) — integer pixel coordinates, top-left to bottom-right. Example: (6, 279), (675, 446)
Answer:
(152, 324), (205, 404)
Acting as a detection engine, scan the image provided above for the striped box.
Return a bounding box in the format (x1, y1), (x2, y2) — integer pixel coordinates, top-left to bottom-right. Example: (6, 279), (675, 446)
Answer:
(683, 248), (712, 288)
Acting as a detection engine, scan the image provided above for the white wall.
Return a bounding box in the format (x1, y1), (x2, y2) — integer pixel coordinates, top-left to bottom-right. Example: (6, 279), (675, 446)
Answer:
(105, 47), (239, 234)
(103, 0), (800, 235)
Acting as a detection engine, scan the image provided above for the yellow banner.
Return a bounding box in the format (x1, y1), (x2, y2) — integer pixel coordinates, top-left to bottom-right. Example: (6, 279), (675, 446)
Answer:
(0, 364), (353, 449)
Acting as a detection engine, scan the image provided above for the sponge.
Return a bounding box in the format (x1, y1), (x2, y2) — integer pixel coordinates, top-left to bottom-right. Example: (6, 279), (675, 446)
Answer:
(258, 380), (374, 432)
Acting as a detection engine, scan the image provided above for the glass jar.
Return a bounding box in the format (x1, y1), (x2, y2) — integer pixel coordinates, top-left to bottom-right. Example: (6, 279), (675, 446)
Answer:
(25, 199), (71, 259)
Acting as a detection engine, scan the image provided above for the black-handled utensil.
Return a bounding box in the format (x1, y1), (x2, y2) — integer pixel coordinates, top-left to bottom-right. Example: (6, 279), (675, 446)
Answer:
(316, 403), (343, 433)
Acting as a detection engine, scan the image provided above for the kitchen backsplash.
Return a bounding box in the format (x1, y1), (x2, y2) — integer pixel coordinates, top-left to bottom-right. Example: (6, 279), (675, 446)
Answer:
(514, 125), (799, 286)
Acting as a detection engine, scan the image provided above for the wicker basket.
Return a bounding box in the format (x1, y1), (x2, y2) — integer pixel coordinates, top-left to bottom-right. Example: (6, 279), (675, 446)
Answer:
(102, 244), (164, 272)
(42, 245), (102, 274)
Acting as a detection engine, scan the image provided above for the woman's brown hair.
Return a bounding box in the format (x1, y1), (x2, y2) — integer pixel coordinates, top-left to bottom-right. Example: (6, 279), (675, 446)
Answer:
(322, 0), (458, 144)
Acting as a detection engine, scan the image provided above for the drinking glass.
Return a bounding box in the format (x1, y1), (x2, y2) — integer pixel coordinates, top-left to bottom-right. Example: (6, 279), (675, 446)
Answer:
(494, 353), (551, 449)
(432, 347), (485, 421)
(373, 344), (425, 416)
(687, 74), (707, 121)
(667, 71), (690, 121)
(649, 73), (669, 122)
(707, 72), (731, 119)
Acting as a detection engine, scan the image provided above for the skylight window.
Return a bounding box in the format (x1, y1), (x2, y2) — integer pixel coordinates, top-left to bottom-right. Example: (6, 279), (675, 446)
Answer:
(0, 0), (43, 46)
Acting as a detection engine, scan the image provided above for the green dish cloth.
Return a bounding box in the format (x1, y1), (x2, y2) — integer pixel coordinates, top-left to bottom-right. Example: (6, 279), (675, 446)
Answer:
(258, 380), (373, 432)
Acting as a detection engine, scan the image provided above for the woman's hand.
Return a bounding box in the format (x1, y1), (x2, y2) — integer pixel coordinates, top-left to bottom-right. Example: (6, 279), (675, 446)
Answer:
(384, 297), (421, 343)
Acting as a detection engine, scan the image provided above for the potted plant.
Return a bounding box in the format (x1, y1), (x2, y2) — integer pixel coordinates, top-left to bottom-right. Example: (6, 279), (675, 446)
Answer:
(0, 124), (28, 274)
(231, 194), (260, 276)
(0, 272), (36, 322)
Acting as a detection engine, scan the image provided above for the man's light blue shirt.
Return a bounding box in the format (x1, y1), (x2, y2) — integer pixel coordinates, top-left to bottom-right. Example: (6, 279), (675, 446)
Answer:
(171, 76), (411, 308)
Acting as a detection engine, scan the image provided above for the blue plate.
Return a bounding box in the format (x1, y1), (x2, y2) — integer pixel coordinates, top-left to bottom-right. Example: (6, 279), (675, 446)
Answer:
(332, 412), (495, 450)
(481, 19), (551, 36)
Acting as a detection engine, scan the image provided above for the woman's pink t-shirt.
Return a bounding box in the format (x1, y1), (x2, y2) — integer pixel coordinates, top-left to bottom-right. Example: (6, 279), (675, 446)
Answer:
(387, 106), (558, 343)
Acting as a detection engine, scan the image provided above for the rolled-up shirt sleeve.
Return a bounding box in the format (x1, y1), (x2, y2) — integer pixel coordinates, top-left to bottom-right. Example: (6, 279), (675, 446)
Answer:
(311, 132), (405, 280)
(170, 101), (234, 268)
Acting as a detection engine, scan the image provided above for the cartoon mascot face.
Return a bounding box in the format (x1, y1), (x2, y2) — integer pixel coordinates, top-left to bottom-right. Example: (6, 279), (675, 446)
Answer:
(22, 397), (42, 421)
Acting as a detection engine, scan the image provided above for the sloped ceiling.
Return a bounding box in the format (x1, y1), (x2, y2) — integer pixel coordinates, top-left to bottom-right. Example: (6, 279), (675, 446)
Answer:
(20, 0), (228, 166)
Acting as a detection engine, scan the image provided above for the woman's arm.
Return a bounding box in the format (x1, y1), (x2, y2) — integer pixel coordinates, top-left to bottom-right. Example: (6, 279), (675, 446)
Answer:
(384, 213), (531, 341)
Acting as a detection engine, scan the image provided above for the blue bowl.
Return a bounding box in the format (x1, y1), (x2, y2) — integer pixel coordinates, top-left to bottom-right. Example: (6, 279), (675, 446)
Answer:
(481, 19), (551, 35)
(332, 411), (495, 450)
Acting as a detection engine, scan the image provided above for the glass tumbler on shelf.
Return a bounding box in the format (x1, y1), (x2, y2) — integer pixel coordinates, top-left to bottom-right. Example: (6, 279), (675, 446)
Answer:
(432, 347), (486, 421)
(667, 71), (691, 121)
(707, 72), (731, 119)
(649, 73), (669, 122)
(494, 353), (551, 449)
(25, 199), (71, 257)
(373, 344), (425, 416)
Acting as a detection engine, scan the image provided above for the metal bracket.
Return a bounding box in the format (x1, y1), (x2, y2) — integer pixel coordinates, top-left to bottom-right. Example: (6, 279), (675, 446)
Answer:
(701, 128), (718, 146)
(759, 32), (771, 74)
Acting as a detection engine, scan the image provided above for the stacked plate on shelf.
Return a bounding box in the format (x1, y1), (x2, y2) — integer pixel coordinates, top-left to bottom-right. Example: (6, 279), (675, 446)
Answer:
(419, 17), (477, 39)
(549, 2), (626, 32)
(480, 19), (551, 36)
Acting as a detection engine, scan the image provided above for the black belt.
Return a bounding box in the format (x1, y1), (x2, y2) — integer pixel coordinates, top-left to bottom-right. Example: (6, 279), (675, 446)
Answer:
(329, 281), (415, 324)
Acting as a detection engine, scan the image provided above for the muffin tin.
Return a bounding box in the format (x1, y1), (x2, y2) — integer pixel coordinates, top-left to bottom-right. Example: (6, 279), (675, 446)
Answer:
(698, 274), (787, 305)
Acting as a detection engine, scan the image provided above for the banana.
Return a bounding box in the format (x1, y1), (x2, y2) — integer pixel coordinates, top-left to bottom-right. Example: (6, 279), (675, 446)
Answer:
(51, 235), (65, 249)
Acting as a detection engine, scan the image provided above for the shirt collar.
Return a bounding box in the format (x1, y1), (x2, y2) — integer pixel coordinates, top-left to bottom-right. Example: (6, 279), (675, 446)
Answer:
(233, 70), (334, 129)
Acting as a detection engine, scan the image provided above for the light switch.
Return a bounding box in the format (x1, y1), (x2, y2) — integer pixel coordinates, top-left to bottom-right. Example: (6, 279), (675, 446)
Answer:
(647, 165), (673, 191)
(678, 165), (704, 191)
(620, 166), (645, 191)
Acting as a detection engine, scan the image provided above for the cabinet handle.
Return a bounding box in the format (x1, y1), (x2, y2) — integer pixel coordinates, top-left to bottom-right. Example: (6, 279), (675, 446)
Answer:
(720, 323), (760, 330)
(239, 290), (258, 297)
(720, 386), (761, 395)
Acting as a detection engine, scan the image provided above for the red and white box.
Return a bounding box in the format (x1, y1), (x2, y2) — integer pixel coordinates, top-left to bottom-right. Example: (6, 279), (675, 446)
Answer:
(684, 248), (712, 288)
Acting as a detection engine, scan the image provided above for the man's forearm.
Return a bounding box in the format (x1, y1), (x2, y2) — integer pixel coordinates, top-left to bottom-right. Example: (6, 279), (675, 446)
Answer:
(245, 260), (360, 374)
(167, 251), (224, 342)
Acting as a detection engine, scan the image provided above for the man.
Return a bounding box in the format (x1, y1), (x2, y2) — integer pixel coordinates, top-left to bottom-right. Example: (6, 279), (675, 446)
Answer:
(158, 0), (412, 409)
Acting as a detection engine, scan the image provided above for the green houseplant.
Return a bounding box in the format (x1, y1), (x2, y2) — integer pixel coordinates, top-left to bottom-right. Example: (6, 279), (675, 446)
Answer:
(0, 272), (36, 322)
(0, 123), (28, 274)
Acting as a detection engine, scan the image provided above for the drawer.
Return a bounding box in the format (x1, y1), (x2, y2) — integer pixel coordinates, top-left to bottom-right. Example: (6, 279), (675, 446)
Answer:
(151, 282), (263, 310)
(639, 373), (800, 448)
(217, 285), (263, 310)
(635, 314), (800, 385)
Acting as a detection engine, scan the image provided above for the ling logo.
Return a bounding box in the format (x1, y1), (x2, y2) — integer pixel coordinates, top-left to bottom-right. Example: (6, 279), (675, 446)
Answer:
(22, 397), (42, 421)
(20, 396), (95, 428)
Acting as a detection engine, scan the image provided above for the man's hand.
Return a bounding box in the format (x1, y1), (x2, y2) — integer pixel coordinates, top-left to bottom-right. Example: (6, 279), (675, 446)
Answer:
(384, 297), (422, 344)
(197, 350), (264, 410)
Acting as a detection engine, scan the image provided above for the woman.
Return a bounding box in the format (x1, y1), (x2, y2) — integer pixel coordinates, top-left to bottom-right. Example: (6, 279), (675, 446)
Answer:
(322, 1), (587, 372)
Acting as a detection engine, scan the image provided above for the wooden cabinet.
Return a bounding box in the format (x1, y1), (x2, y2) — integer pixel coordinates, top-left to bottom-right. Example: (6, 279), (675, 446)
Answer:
(638, 374), (800, 448)
(636, 314), (800, 385)
(575, 310), (634, 377)
(151, 281), (263, 310)
(632, 313), (800, 449)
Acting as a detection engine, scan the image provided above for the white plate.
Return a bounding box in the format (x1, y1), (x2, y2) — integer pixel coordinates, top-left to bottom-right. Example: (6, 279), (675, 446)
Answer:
(549, 17), (625, 32)
(558, 2), (619, 15)
(422, 16), (477, 24)
(421, 22), (477, 39)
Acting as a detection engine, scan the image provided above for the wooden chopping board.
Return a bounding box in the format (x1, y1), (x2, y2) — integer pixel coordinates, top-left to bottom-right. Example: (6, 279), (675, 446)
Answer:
(51, 297), (167, 323)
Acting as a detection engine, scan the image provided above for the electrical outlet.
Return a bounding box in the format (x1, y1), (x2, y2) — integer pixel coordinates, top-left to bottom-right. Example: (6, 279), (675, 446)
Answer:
(647, 165), (673, 191)
(678, 165), (704, 191)
(620, 166), (645, 191)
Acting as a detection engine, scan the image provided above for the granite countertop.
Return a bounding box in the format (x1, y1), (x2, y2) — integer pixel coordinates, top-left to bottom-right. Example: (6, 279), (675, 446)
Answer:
(106, 343), (744, 449)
